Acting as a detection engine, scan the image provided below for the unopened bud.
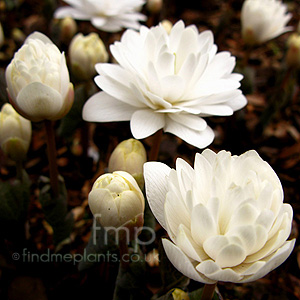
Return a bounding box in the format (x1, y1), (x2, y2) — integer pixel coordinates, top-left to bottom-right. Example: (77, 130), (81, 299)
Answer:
(60, 16), (77, 43)
(161, 20), (173, 34)
(0, 23), (4, 47)
(172, 288), (190, 300)
(147, 0), (163, 14)
(286, 33), (300, 69)
(88, 171), (145, 232)
(0, 103), (31, 161)
(69, 32), (108, 81)
(108, 138), (147, 188)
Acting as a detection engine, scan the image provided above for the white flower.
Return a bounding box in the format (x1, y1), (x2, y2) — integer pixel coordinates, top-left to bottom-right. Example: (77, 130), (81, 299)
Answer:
(144, 149), (295, 283)
(0, 103), (31, 161)
(88, 171), (145, 229)
(54, 0), (147, 32)
(241, 0), (293, 45)
(83, 20), (247, 149)
(69, 32), (109, 80)
(5, 32), (74, 122)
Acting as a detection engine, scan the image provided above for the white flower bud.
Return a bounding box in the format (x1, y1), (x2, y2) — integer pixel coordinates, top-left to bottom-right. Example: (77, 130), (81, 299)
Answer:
(88, 171), (145, 231)
(161, 19), (173, 34)
(5, 32), (74, 122)
(108, 138), (147, 188)
(146, 0), (163, 14)
(172, 289), (190, 300)
(69, 32), (108, 81)
(0, 23), (4, 48)
(286, 33), (300, 69)
(0, 103), (31, 161)
(60, 16), (77, 43)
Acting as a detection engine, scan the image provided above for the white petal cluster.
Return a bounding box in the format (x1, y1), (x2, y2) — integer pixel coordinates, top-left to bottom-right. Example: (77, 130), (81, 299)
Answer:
(0, 103), (31, 161)
(88, 171), (145, 229)
(83, 21), (247, 149)
(5, 32), (74, 122)
(144, 149), (295, 283)
(241, 0), (292, 45)
(54, 0), (147, 32)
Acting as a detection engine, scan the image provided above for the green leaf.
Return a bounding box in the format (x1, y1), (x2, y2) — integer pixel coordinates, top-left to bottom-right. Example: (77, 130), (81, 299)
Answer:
(153, 241), (190, 298)
(0, 170), (31, 223)
(78, 221), (119, 271)
(113, 255), (151, 300)
(189, 287), (220, 300)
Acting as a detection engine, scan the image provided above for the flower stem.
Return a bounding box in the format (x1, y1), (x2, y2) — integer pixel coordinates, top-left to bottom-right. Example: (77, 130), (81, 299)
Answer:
(16, 160), (23, 181)
(201, 283), (217, 300)
(44, 120), (59, 198)
(149, 129), (163, 161)
(119, 235), (129, 270)
(242, 46), (252, 68)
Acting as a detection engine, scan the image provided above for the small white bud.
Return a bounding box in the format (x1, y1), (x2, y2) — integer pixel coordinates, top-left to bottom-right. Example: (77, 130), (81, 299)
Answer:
(0, 103), (31, 161)
(108, 138), (147, 188)
(88, 171), (145, 231)
(69, 32), (109, 81)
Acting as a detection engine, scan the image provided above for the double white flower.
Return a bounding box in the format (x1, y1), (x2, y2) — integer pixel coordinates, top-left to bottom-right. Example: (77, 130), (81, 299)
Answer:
(83, 21), (247, 149)
(241, 0), (292, 45)
(5, 32), (74, 122)
(144, 149), (295, 283)
(54, 0), (147, 32)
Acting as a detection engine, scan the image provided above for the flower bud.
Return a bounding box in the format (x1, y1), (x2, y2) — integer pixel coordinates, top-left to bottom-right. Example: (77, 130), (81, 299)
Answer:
(286, 33), (300, 69)
(5, 31), (74, 122)
(0, 103), (31, 161)
(146, 0), (163, 14)
(59, 16), (77, 44)
(0, 23), (4, 48)
(108, 138), (147, 188)
(88, 171), (145, 231)
(69, 32), (108, 81)
(161, 20), (173, 34)
(172, 289), (190, 300)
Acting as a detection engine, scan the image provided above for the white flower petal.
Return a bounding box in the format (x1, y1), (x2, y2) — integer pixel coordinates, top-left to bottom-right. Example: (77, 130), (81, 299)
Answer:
(162, 238), (216, 284)
(82, 92), (135, 122)
(196, 260), (243, 282)
(164, 118), (214, 149)
(16, 82), (63, 122)
(240, 239), (296, 283)
(164, 190), (191, 240)
(144, 161), (171, 229)
(176, 224), (209, 262)
(54, 7), (91, 20)
(191, 204), (219, 245)
(168, 114), (207, 131)
(130, 109), (165, 139)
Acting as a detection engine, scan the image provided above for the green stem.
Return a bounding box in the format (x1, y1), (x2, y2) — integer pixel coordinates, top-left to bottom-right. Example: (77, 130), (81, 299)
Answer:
(44, 120), (59, 198)
(15, 160), (23, 181)
(149, 129), (163, 161)
(201, 283), (217, 300)
(242, 46), (252, 68)
(119, 235), (129, 270)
